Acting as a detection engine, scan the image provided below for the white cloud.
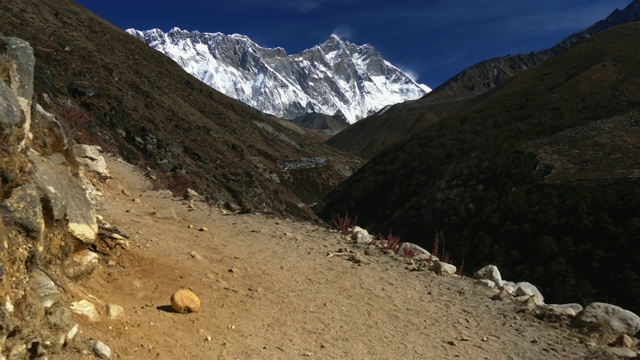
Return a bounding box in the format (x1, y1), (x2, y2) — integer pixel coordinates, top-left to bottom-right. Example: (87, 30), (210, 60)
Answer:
(332, 24), (353, 40)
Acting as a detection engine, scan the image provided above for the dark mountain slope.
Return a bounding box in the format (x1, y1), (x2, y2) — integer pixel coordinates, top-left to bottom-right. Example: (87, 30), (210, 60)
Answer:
(317, 23), (640, 311)
(328, 0), (640, 160)
(429, 0), (640, 101)
(0, 0), (360, 221)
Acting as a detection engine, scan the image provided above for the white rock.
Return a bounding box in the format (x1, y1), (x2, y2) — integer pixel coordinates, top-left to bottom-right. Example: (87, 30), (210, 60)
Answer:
(351, 226), (372, 244)
(515, 282), (544, 305)
(73, 144), (110, 178)
(63, 250), (100, 279)
(70, 299), (100, 322)
(575, 302), (640, 336)
(396, 242), (433, 259)
(500, 281), (518, 295)
(433, 261), (457, 275)
(65, 324), (79, 345)
(544, 303), (583, 317)
(91, 340), (111, 359)
(474, 265), (504, 286)
(475, 279), (496, 288)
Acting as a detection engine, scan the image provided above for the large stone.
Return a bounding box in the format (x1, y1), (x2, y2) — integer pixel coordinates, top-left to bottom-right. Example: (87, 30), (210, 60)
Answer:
(396, 242), (434, 260)
(474, 265), (505, 287)
(574, 302), (640, 336)
(1, 183), (44, 238)
(63, 250), (100, 279)
(30, 153), (97, 246)
(351, 226), (372, 244)
(170, 289), (201, 314)
(106, 304), (124, 320)
(91, 340), (111, 359)
(433, 261), (457, 275)
(515, 282), (544, 305)
(72, 144), (110, 178)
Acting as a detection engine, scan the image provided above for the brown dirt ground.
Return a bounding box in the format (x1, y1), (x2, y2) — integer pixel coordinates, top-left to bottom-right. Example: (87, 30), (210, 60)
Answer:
(52, 156), (611, 359)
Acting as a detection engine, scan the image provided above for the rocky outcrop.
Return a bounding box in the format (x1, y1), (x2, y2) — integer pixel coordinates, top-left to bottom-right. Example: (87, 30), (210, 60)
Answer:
(0, 37), (103, 359)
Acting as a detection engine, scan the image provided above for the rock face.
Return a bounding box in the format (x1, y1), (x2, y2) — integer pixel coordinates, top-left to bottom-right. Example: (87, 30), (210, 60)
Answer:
(170, 289), (201, 314)
(127, 29), (430, 124)
(0, 37), (102, 359)
(574, 302), (640, 336)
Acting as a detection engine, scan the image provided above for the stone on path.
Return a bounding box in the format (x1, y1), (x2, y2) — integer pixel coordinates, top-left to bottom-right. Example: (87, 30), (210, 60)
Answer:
(170, 289), (201, 314)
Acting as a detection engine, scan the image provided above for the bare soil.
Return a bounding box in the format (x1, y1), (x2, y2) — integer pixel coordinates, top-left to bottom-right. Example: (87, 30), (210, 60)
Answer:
(53, 156), (603, 359)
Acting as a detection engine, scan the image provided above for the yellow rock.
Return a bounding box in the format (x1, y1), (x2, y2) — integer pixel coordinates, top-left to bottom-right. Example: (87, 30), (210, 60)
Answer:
(170, 289), (201, 314)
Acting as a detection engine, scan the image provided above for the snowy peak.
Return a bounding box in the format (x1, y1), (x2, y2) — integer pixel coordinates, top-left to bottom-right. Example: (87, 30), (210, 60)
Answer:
(127, 28), (430, 123)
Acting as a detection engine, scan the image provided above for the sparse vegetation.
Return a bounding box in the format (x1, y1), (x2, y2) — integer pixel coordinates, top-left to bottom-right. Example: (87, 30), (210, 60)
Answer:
(332, 213), (357, 236)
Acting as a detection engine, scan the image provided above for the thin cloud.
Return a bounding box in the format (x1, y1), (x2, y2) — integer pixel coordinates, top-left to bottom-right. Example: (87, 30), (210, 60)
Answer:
(332, 24), (354, 40)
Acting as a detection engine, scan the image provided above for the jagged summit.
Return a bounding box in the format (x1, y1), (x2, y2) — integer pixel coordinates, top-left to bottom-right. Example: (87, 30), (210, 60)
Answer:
(127, 28), (430, 123)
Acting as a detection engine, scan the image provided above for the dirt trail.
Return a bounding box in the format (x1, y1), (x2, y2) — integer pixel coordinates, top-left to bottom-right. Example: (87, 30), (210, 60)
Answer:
(55, 155), (595, 359)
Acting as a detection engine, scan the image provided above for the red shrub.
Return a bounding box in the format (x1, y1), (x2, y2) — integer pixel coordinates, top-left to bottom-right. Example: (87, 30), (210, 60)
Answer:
(332, 213), (358, 236)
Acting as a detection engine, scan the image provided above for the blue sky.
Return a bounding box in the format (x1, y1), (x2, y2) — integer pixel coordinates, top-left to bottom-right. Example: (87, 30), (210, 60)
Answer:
(77, 0), (630, 88)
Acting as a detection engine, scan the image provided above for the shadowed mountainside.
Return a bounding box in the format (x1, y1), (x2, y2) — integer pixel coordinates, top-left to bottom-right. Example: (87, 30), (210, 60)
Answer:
(317, 23), (640, 312)
(327, 0), (640, 160)
(0, 0), (361, 221)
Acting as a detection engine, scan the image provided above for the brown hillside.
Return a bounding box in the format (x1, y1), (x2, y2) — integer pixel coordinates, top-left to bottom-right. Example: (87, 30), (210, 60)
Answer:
(0, 0), (360, 221)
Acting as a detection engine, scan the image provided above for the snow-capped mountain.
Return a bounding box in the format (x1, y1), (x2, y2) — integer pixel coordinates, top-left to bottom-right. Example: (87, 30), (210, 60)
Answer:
(126, 28), (430, 124)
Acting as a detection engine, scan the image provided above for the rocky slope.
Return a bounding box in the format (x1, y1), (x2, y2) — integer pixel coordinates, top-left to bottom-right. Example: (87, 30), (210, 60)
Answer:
(317, 23), (640, 314)
(0, 0), (362, 222)
(127, 29), (430, 124)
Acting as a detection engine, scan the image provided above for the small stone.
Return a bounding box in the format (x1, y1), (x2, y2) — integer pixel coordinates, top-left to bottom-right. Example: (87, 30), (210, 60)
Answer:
(133, 198), (141, 204)
(606, 347), (637, 358)
(92, 340), (111, 359)
(121, 189), (131, 196)
(65, 324), (79, 345)
(96, 214), (104, 221)
(229, 267), (240, 275)
(107, 304), (124, 320)
(187, 224), (193, 229)
(107, 260), (116, 266)
(491, 289), (511, 301)
(482, 336), (488, 342)
(447, 340), (458, 346)
(614, 334), (636, 348)
(170, 289), (201, 314)
(205, 336), (212, 342)
(199, 227), (208, 232)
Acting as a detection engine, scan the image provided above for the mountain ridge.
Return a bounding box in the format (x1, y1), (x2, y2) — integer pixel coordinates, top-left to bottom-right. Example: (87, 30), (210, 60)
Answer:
(127, 28), (430, 124)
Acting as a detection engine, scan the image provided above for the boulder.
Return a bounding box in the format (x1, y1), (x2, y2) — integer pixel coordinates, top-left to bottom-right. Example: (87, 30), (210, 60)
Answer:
(396, 242), (433, 260)
(474, 265), (505, 286)
(500, 281), (518, 295)
(433, 261), (457, 275)
(30, 153), (98, 246)
(515, 282), (544, 305)
(72, 144), (110, 178)
(170, 289), (201, 314)
(70, 299), (100, 322)
(351, 226), (372, 244)
(63, 250), (100, 279)
(574, 302), (640, 336)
